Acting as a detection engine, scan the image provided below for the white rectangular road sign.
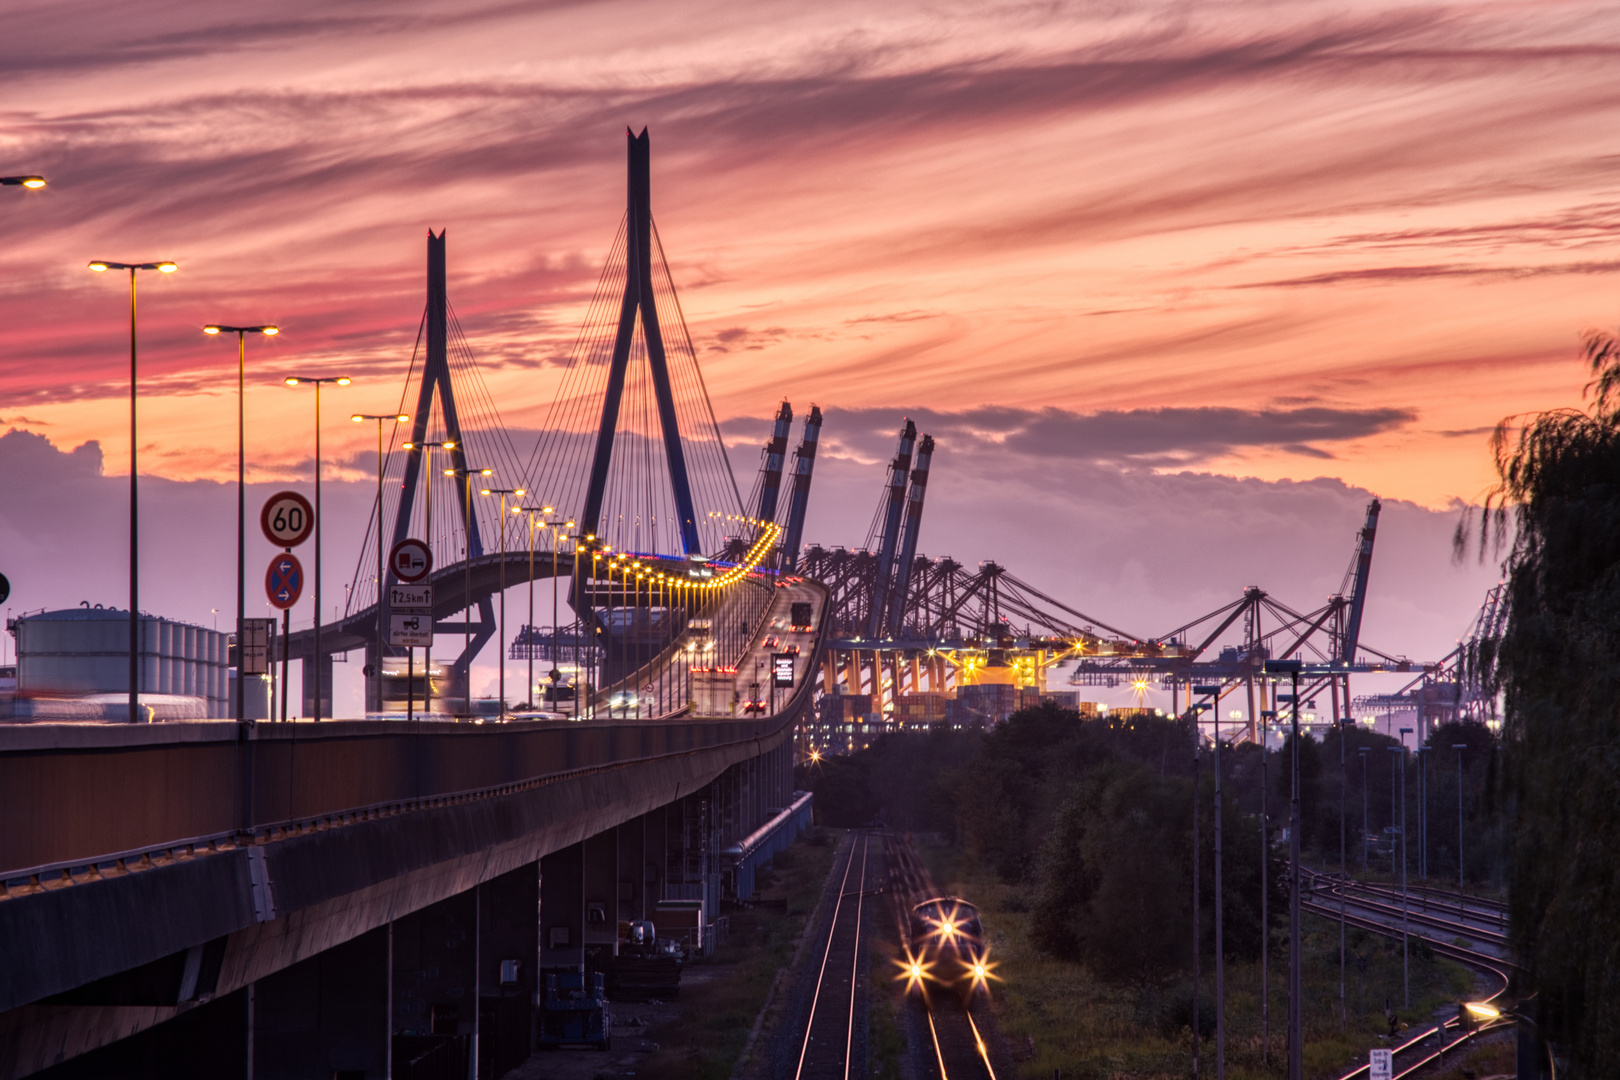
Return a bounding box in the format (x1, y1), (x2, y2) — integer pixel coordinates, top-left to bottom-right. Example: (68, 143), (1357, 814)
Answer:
(240, 618), (275, 676)
(1368, 1048), (1393, 1080)
(389, 612), (433, 648)
(390, 585), (433, 610)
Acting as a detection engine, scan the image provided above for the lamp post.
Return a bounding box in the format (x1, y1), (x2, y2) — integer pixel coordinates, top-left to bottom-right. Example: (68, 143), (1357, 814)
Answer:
(1, 176), (47, 188)
(352, 412), (409, 714)
(1263, 659), (1303, 1080)
(480, 487), (525, 717)
(1392, 728), (1413, 1009)
(1194, 684), (1225, 1080)
(1453, 743), (1468, 910)
(401, 440), (454, 719)
(89, 258), (177, 724)
(1191, 719), (1202, 1080)
(446, 465), (492, 717)
(554, 521), (575, 711)
(1359, 746), (1371, 870)
(1337, 716), (1351, 1029)
(1416, 745), (1432, 883)
(284, 375), (350, 719)
(516, 506), (558, 710)
(1260, 706), (1275, 1066)
(205, 324), (280, 726)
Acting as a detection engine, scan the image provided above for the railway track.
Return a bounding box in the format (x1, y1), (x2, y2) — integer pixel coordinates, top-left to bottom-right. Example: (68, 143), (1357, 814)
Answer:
(1304, 871), (1508, 955)
(887, 839), (999, 1080)
(794, 831), (877, 1080)
(1304, 882), (1517, 1080)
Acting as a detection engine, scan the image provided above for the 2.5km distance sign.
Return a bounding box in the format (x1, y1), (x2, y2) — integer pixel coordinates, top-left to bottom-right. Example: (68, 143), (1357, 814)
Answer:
(261, 491), (315, 548)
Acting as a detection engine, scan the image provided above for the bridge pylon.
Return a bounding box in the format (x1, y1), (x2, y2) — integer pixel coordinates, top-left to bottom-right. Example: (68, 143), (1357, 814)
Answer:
(369, 230), (495, 712)
(579, 128), (703, 556)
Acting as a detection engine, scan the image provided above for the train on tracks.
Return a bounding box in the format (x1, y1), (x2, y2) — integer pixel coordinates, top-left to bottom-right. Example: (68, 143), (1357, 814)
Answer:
(906, 897), (991, 997)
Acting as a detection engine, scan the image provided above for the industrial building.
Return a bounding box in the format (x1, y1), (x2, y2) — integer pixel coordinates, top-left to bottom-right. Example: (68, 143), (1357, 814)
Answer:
(4, 606), (228, 720)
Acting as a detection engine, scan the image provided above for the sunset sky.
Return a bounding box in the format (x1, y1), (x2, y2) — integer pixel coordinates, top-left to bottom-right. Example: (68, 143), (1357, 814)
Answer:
(4, 0), (1617, 706)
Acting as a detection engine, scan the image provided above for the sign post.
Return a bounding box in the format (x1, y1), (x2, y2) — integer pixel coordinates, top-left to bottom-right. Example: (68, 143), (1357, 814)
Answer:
(265, 554), (304, 610)
(260, 491), (315, 549)
(1368, 1047), (1393, 1080)
(388, 540), (433, 723)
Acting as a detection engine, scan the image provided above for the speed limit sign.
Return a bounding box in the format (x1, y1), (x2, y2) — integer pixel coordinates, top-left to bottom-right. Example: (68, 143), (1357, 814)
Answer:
(261, 491), (315, 548)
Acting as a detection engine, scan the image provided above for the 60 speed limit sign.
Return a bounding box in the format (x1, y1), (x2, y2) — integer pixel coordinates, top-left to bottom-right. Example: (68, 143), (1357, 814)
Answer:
(261, 491), (315, 548)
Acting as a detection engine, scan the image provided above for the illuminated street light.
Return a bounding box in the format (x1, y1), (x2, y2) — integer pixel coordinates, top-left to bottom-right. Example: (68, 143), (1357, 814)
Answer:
(203, 324), (280, 734)
(88, 257), (178, 726)
(352, 412), (410, 713)
(399, 440), (454, 718)
(446, 465), (494, 717)
(2, 176), (47, 189)
(480, 486), (526, 716)
(284, 374), (351, 719)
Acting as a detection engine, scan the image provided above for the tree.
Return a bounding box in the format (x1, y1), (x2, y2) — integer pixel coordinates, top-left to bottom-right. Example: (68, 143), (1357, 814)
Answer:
(1459, 330), (1620, 1071)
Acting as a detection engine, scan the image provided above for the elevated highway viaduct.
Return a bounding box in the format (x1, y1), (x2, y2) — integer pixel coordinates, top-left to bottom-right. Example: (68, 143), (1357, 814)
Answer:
(0, 577), (826, 1079)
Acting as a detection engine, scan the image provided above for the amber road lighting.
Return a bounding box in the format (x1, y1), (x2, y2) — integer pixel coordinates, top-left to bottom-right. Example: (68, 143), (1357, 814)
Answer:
(204, 324), (281, 732)
(88, 257), (178, 727)
(1, 176), (47, 188)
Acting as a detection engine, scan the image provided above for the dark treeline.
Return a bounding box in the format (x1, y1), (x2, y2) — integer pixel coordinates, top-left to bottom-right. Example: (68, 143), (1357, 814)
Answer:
(799, 704), (1502, 998)
(1456, 330), (1620, 1072)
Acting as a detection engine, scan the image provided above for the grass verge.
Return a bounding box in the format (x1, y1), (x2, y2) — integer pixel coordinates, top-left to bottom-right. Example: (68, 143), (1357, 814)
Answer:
(917, 837), (1478, 1079)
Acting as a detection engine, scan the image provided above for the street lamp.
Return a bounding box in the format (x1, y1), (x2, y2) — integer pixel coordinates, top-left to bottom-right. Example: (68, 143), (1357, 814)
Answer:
(1259, 706), (1276, 1065)
(1263, 658), (1303, 1080)
(1392, 728), (1414, 1009)
(204, 324), (280, 727)
(1416, 745), (1432, 882)
(1, 176), (46, 188)
(1194, 683), (1226, 1080)
(401, 440), (454, 718)
(284, 374), (351, 719)
(1453, 743), (1469, 908)
(1359, 746), (1371, 870)
(89, 258), (177, 724)
(445, 465), (492, 717)
(352, 412), (409, 713)
(515, 506), (560, 710)
(479, 487), (526, 716)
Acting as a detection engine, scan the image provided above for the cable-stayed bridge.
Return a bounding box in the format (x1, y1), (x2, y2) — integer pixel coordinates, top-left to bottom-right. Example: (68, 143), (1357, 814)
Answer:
(0, 127), (1485, 1078)
(0, 129), (822, 1080)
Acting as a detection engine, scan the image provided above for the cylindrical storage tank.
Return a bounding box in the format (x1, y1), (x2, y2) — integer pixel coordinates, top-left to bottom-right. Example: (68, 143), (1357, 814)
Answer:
(14, 608), (221, 712)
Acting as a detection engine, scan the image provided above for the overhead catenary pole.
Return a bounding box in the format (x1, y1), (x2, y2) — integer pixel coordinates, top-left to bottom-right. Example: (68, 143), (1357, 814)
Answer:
(1454, 743), (1468, 909)
(1192, 728), (1202, 1080)
(1396, 729), (1412, 1009)
(1260, 705), (1273, 1066)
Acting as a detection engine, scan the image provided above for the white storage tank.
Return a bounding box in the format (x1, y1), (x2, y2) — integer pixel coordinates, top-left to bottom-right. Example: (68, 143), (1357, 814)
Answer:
(9, 606), (229, 718)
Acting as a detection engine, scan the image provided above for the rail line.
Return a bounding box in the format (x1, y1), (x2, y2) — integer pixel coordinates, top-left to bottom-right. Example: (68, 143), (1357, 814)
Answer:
(1335, 876), (1507, 932)
(887, 838), (997, 1080)
(1304, 893), (1517, 1080)
(795, 831), (873, 1080)
(1305, 872), (1508, 955)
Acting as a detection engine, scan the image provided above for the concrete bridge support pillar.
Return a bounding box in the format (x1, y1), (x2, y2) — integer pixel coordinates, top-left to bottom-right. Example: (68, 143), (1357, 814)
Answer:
(582, 831), (619, 975)
(393, 889), (479, 1077)
(616, 815), (648, 923)
(477, 864), (539, 1078)
(254, 926), (389, 1079)
(300, 653), (333, 719)
(540, 843), (585, 973)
